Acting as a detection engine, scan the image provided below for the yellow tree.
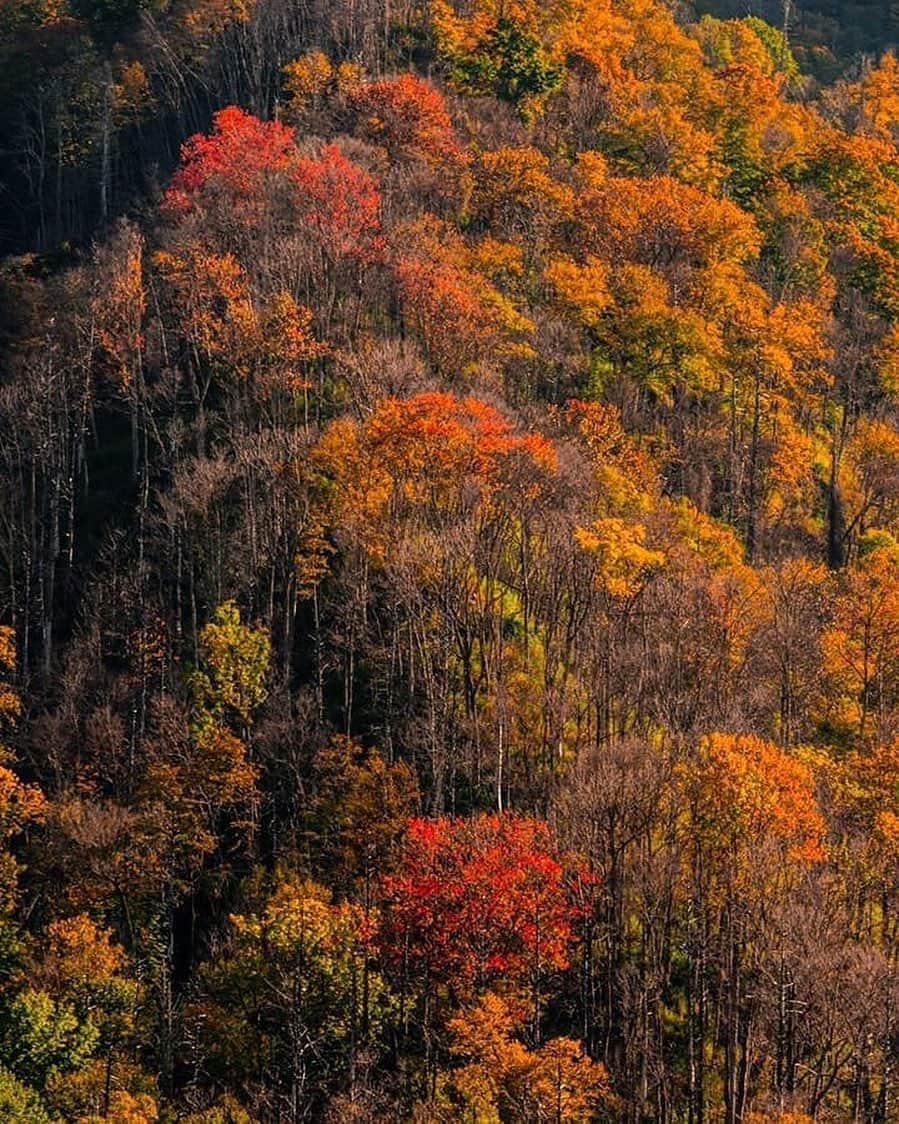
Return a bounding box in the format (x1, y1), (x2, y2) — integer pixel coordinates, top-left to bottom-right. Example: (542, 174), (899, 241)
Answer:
(198, 874), (393, 1120)
(678, 733), (824, 1122)
(443, 990), (609, 1122)
(91, 222), (146, 480)
(819, 546), (899, 744)
(0, 626), (46, 932)
(472, 146), (574, 252)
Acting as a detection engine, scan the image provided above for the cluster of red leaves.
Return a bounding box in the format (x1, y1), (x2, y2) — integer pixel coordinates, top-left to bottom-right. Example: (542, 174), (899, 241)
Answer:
(349, 73), (466, 166)
(379, 814), (589, 997)
(292, 144), (385, 266)
(371, 392), (553, 468)
(366, 392), (557, 507)
(164, 106), (384, 266)
(395, 257), (533, 375)
(395, 258), (487, 370)
(164, 106), (296, 216)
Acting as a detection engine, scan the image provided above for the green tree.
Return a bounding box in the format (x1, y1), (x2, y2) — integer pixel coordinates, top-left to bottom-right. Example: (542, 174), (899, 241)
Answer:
(0, 1065), (53, 1124)
(198, 873), (395, 1121)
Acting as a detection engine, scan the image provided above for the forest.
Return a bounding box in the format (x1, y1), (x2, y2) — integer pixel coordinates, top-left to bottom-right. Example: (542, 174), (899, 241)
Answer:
(4, 0), (899, 1120)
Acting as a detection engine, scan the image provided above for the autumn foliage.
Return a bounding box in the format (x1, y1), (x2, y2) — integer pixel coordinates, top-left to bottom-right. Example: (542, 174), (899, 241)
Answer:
(164, 105), (297, 217)
(5, 0), (899, 1119)
(380, 815), (585, 998)
(348, 73), (465, 166)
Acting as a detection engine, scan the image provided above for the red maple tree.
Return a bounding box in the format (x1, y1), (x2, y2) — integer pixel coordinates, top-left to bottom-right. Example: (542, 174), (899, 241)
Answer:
(379, 814), (589, 999)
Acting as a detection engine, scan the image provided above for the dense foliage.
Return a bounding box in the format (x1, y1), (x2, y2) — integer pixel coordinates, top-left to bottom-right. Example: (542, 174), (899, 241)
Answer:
(5, 0), (899, 1120)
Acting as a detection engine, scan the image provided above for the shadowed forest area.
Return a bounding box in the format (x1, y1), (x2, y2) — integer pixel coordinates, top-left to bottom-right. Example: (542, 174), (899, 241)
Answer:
(5, 0), (899, 1120)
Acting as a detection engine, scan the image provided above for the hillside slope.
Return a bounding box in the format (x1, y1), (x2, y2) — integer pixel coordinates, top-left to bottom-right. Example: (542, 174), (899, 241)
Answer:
(5, 0), (899, 1120)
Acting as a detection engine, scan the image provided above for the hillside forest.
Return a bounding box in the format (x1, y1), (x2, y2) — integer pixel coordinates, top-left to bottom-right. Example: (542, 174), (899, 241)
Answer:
(4, 0), (899, 1120)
